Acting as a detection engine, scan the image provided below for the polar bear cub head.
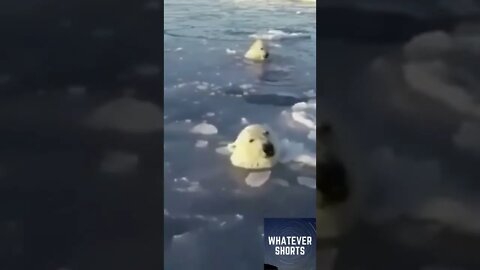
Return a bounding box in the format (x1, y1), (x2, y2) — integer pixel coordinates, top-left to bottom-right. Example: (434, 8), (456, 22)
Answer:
(244, 39), (269, 61)
(228, 124), (278, 169)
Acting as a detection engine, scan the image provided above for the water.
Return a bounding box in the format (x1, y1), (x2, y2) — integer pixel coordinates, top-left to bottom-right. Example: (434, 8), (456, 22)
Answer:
(164, 0), (317, 269)
(0, 1), (164, 269)
(1, 0), (480, 269)
(313, 3), (480, 270)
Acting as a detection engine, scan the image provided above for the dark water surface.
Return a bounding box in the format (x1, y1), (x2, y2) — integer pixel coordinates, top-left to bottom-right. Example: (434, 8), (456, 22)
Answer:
(314, 2), (480, 270)
(164, 0), (316, 269)
(1, 1), (163, 269)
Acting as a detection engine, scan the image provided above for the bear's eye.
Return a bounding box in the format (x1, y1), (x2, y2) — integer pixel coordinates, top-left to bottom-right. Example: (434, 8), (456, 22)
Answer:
(260, 47), (264, 50)
(249, 139), (255, 143)
(263, 131), (269, 136)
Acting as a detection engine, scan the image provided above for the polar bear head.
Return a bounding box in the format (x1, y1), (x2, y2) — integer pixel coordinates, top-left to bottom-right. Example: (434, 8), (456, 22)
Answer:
(228, 124), (278, 169)
(244, 39), (269, 62)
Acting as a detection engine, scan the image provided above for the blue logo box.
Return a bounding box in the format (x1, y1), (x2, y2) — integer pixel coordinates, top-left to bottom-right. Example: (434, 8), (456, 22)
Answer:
(264, 218), (316, 270)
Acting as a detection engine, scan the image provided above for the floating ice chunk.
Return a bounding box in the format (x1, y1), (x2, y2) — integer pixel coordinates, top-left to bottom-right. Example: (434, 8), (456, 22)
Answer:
(205, 112), (215, 117)
(226, 48), (236, 54)
(292, 101), (316, 111)
(197, 79), (210, 88)
(174, 82), (187, 88)
(191, 122), (218, 135)
(87, 97), (163, 133)
(279, 139), (316, 167)
(245, 170), (271, 187)
(172, 233), (188, 240)
(279, 139), (300, 161)
(195, 140), (209, 148)
(174, 47), (183, 52)
(173, 177), (188, 183)
(100, 151), (139, 174)
(215, 146), (231, 155)
(241, 117), (249, 125)
(307, 130), (316, 140)
(292, 111), (316, 130)
(288, 100), (317, 131)
(213, 214), (244, 229)
(175, 181), (203, 193)
(239, 84), (253, 90)
(297, 176), (316, 189)
(197, 83), (208, 90)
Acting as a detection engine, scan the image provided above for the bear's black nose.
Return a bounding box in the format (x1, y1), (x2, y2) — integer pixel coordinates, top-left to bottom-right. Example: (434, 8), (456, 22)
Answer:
(263, 143), (275, 157)
(264, 52), (269, 59)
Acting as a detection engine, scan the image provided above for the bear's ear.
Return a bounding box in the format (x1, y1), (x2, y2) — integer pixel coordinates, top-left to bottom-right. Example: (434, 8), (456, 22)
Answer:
(227, 143), (236, 152)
